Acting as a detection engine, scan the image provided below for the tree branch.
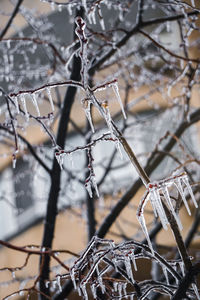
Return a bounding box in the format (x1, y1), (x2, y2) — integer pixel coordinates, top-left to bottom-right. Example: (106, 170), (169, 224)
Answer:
(0, 0), (24, 40)
(96, 108), (200, 239)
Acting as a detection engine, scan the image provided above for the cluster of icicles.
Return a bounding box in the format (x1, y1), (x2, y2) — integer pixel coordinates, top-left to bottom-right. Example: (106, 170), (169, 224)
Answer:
(11, 87), (54, 119)
(137, 172), (198, 254)
(69, 236), (200, 299)
(70, 237), (137, 300)
(41, 0), (112, 31)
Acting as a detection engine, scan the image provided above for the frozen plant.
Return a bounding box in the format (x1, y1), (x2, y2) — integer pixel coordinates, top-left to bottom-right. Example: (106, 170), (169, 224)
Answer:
(0, 1), (200, 300)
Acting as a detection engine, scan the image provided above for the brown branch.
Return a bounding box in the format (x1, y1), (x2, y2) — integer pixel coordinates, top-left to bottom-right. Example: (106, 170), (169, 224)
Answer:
(90, 10), (200, 73)
(139, 29), (200, 64)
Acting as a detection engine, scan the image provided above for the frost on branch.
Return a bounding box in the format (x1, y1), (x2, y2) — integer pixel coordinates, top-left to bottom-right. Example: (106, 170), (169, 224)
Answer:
(69, 237), (190, 299)
(69, 237), (139, 299)
(137, 172), (198, 253)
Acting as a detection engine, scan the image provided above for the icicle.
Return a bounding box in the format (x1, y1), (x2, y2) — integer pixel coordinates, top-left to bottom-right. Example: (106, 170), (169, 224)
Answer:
(84, 103), (95, 133)
(55, 153), (63, 170)
(162, 266), (169, 285)
(20, 94), (29, 121)
(91, 176), (99, 197)
(124, 256), (134, 282)
(47, 87), (55, 112)
(12, 155), (16, 169)
(192, 283), (200, 300)
(112, 257), (118, 272)
(67, 4), (73, 15)
(57, 276), (62, 292)
(118, 282), (122, 298)
(77, 286), (82, 296)
(137, 215), (154, 254)
(70, 267), (77, 290)
(13, 96), (19, 114)
(81, 283), (88, 300)
(102, 102), (115, 138)
(179, 261), (185, 276)
(122, 282), (127, 296)
(85, 181), (93, 198)
(175, 178), (191, 215)
(115, 139), (123, 159)
(45, 281), (50, 288)
(98, 277), (105, 294)
(149, 193), (158, 218)
(58, 4), (62, 12)
(174, 265), (179, 284)
(7, 40), (11, 49)
(190, 0), (195, 6)
(51, 1), (55, 10)
(112, 82), (126, 119)
(82, 0), (87, 11)
(166, 21), (171, 33)
(99, 18), (105, 30)
(151, 189), (168, 230)
(88, 8), (96, 24)
(31, 93), (40, 116)
(68, 152), (74, 168)
(91, 284), (97, 299)
(162, 186), (183, 231)
(11, 271), (16, 279)
(113, 281), (118, 292)
(130, 251), (137, 271)
(182, 176), (198, 208)
(167, 84), (172, 97)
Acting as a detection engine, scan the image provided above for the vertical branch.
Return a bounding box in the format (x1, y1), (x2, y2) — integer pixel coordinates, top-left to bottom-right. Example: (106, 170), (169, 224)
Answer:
(39, 8), (83, 299)
(85, 120), (96, 241)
